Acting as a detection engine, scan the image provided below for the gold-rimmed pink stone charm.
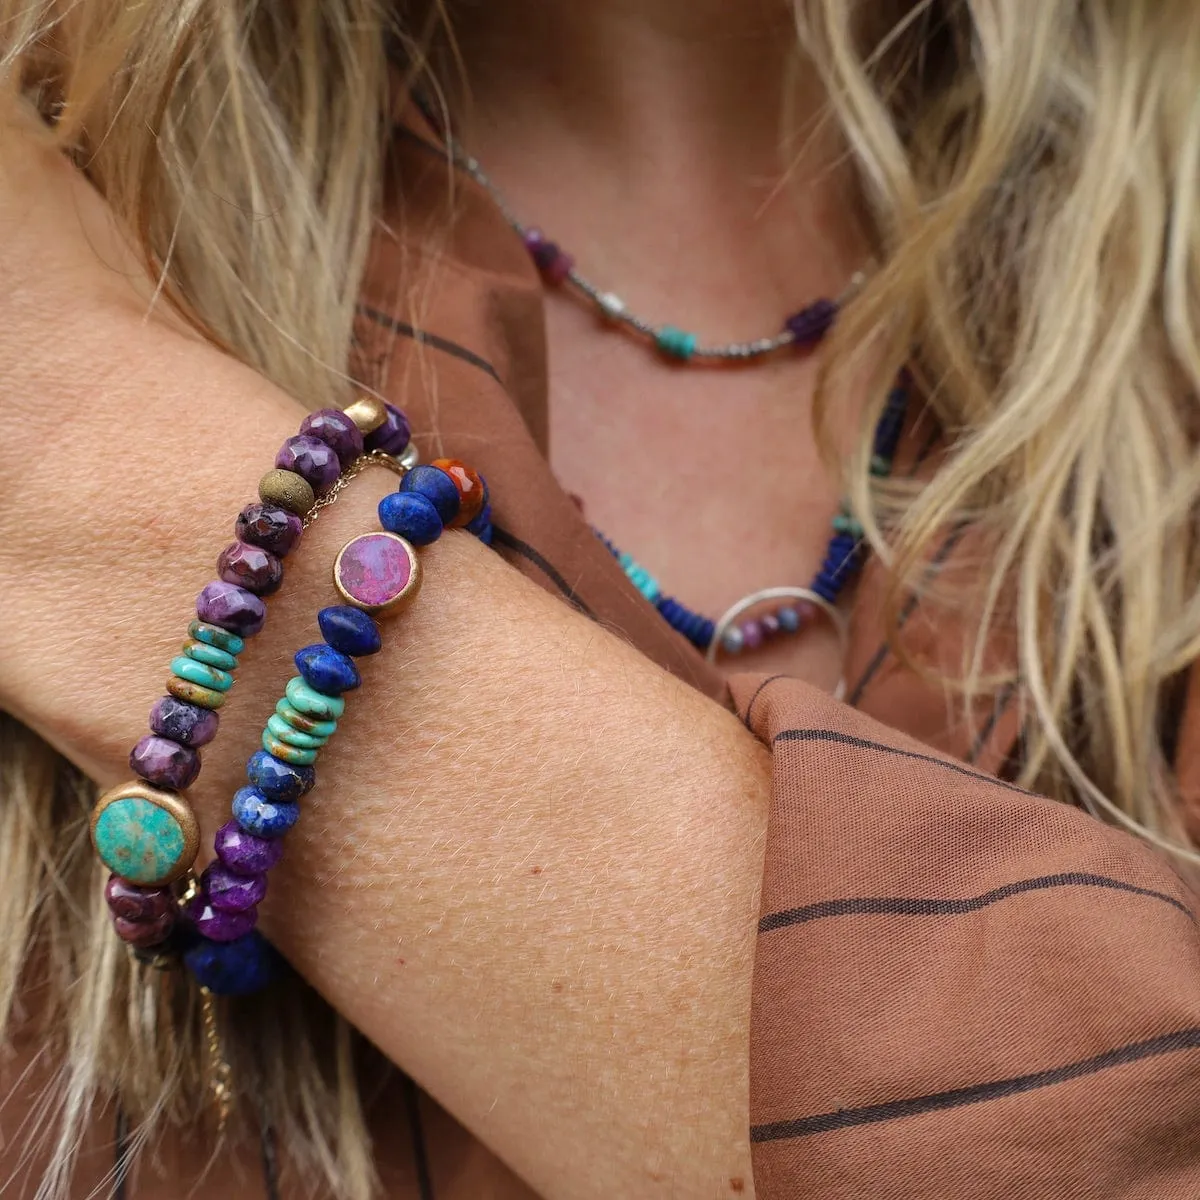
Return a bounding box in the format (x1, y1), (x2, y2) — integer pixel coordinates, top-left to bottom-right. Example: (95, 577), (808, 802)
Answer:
(333, 532), (422, 615)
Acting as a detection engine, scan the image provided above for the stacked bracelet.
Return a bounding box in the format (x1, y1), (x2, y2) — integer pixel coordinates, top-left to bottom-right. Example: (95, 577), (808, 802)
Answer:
(182, 455), (492, 995)
(91, 395), (418, 955)
(89, 397), (493, 999)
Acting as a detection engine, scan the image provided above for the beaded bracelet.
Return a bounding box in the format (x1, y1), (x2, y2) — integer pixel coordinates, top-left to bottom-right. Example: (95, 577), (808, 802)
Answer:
(180, 454), (492, 996)
(90, 395), (423, 953)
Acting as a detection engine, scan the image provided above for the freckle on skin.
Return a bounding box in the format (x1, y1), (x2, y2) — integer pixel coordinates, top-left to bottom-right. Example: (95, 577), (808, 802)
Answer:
(730, 1179), (745, 1193)
(530, 865), (543, 875)
(397, 958), (406, 966)
(551, 981), (563, 993)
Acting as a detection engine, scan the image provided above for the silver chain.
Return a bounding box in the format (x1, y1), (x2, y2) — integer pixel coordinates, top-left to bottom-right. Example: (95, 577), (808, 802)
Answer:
(445, 137), (866, 364)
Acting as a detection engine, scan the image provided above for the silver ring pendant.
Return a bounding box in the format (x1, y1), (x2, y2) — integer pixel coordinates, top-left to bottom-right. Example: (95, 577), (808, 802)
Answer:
(707, 585), (849, 702)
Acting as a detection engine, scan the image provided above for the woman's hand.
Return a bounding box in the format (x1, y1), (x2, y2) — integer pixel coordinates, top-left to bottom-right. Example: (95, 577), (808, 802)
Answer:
(0, 114), (770, 1198)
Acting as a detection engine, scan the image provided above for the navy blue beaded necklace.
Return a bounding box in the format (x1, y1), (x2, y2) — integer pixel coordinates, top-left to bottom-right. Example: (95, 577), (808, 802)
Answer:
(429, 109), (908, 662)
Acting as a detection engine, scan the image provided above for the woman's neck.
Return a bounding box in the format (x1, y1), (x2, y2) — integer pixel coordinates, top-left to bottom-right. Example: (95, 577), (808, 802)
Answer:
(446, 0), (811, 180)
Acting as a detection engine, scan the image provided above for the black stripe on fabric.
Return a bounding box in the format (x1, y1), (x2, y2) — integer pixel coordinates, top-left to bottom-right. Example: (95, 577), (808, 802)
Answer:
(967, 679), (1019, 766)
(743, 675), (787, 731)
(750, 1027), (1200, 1143)
(490, 526), (598, 620)
(845, 521), (970, 707)
(356, 304), (503, 384)
(401, 1073), (436, 1200)
(758, 870), (1194, 934)
(773, 726), (1033, 796)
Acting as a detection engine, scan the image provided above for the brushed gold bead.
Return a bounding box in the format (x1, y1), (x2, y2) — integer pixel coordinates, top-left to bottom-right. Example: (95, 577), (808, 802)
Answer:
(342, 395), (388, 435)
(259, 468), (315, 515)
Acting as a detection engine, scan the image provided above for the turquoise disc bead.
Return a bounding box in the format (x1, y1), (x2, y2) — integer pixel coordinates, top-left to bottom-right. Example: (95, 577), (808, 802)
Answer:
(262, 730), (318, 766)
(171, 656), (234, 693)
(284, 676), (345, 720)
(275, 698), (337, 738)
(266, 713), (328, 750)
(655, 326), (698, 361)
(184, 638), (239, 672)
(91, 789), (197, 886)
(188, 619), (246, 656)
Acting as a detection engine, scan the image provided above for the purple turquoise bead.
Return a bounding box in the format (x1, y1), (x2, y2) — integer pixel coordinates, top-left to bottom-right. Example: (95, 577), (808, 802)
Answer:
(784, 298), (838, 348)
(184, 929), (276, 996)
(196, 580), (266, 637)
(740, 619), (765, 651)
(130, 734), (200, 790)
(299, 408), (365, 469)
(761, 613), (782, 638)
(201, 862), (268, 913)
(235, 503), (304, 557)
(217, 540), (283, 596)
(105, 875), (178, 948)
(187, 894), (258, 942)
(276, 435), (341, 496)
(214, 819), (284, 876)
(525, 229), (574, 284)
(149, 695), (219, 748)
(363, 403), (412, 457)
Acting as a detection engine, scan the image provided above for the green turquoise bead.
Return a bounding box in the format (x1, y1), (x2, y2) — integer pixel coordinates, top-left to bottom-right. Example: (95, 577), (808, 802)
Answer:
(275, 699), (337, 738)
(284, 676), (345, 720)
(188, 620), (245, 656)
(870, 454), (892, 477)
(655, 326), (698, 361)
(184, 638), (239, 672)
(93, 796), (190, 886)
(832, 513), (865, 537)
(171, 656), (234, 693)
(266, 713), (328, 750)
(262, 730), (318, 766)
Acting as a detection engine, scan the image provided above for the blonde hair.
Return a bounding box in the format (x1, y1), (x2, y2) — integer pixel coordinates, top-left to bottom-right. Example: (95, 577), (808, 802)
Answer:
(2, 0), (1199, 1195)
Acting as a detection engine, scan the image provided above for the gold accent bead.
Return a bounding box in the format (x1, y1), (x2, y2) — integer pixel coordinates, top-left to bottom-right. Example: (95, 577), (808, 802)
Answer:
(342, 395), (388, 435)
(259, 468), (316, 515)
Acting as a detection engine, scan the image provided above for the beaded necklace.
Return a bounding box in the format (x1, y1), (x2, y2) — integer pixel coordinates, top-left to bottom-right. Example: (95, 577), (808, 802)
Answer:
(430, 113), (908, 665)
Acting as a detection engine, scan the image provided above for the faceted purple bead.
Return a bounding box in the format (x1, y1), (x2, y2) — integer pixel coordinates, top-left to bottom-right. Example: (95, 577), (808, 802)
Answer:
(113, 909), (178, 949)
(187, 894), (258, 942)
(300, 408), (364, 469)
(214, 819), (283, 877)
(196, 580), (266, 637)
(276, 434), (340, 496)
(149, 695), (219, 747)
(784, 298), (838, 348)
(740, 619), (765, 651)
(201, 862), (268, 913)
(364, 403), (412, 457)
(760, 613), (782, 638)
(105, 874), (176, 922)
(130, 734), (200, 790)
(217, 540), (283, 596)
(235, 503), (303, 558)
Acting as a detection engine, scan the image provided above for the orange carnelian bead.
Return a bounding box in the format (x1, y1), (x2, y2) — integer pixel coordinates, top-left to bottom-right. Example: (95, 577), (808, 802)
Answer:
(430, 457), (486, 527)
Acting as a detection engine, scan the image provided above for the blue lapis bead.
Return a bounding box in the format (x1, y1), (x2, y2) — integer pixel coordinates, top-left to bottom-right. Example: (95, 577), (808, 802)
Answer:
(184, 929), (278, 996)
(232, 786), (299, 839)
(295, 643), (361, 695)
(245, 748), (314, 802)
(378, 490), (444, 546)
(477, 522), (494, 546)
(318, 605), (382, 657)
(400, 464), (462, 525)
(777, 606), (802, 633)
(465, 503), (493, 538)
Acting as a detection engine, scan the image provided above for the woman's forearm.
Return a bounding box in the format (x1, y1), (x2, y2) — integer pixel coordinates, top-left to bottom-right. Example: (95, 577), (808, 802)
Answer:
(0, 126), (770, 1196)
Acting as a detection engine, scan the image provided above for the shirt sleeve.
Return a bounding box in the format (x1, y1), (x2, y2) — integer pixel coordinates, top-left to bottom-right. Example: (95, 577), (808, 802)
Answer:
(730, 671), (1200, 1200)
